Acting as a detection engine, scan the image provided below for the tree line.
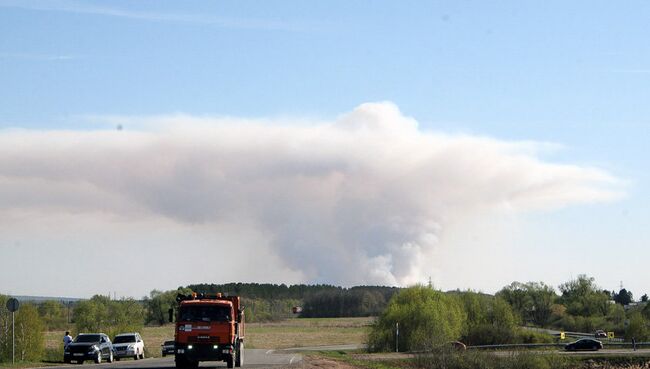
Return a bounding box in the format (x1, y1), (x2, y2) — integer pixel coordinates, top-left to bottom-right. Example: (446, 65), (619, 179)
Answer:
(2, 276), (649, 362)
(370, 275), (650, 352)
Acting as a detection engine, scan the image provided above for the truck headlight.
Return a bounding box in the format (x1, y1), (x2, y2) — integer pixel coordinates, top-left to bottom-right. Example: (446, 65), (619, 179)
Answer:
(187, 345), (193, 350)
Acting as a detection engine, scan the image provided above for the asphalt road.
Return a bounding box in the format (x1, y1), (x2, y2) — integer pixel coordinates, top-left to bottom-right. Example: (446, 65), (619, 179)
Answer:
(55, 350), (301, 369)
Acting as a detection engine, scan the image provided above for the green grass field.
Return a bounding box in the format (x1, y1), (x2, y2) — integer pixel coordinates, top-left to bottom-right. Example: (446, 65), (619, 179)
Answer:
(42, 317), (373, 359)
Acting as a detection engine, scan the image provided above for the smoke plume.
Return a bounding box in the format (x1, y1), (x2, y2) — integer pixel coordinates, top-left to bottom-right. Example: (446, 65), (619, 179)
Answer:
(0, 102), (621, 288)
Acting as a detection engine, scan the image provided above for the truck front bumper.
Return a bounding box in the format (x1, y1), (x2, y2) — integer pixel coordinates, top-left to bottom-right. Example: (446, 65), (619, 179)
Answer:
(175, 343), (233, 361)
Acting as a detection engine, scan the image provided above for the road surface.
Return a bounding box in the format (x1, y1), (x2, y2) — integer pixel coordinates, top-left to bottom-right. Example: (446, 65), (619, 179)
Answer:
(50, 350), (301, 369)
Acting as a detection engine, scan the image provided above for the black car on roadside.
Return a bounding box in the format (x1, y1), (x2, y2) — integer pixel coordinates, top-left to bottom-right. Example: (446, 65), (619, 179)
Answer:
(64, 333), (114, 364)
(161, 340), (175, 357)
(565, 338), (603, 351)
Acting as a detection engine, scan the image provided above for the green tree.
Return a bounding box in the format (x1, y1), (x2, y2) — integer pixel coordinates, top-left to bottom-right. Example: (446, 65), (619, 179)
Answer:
(625, 313), (649, 341)
(558, 275), (610, 316)
(497, 282), (556, 326)
(74, 296), (110, 333)
(144, 288), (192, 325)
(0, 299), (46, 363)
(0, 294), (10, 362)
(14, 304), (45, 362)
(459, 292), (518, 345)
(613, 288), (633, 306)
(38, 300), (67, 330)
(606, 304), (626, 328)
(368, 285), (465, 352)
(643, 302), (650, 320)
(108, 298), (145, 336)
(74, 295), (145, 336)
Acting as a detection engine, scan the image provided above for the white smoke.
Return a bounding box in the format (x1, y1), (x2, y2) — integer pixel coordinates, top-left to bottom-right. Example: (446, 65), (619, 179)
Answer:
(0, 102), (622, 288)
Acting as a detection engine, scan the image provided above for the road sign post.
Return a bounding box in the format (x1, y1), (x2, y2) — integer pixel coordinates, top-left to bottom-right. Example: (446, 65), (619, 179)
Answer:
(6, 298), (20, 365)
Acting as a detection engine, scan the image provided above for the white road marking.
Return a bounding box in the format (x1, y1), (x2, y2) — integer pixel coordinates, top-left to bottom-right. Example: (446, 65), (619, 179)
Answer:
(265, 349), (274, 355)
(289, 355), (296, 364)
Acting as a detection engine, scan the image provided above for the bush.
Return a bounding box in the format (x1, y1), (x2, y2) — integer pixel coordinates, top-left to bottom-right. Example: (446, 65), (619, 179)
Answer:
(458, 292), (519, 346)
(368, 285), (465, 352)
(514, 329), (555, 344)
(414, 348), (571, 369)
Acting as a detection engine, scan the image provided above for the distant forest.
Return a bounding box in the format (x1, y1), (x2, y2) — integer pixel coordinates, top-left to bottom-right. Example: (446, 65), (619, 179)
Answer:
(187, 282), (400, 318)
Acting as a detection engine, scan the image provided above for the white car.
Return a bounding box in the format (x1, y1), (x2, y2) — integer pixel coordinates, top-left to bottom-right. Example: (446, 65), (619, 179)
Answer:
(112, 332), (145, 360)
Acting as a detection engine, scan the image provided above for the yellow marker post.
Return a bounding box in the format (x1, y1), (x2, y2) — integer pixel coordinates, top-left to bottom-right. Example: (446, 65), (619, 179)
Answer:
(607, 332), (615, 339)
(560, 332), (566, 340)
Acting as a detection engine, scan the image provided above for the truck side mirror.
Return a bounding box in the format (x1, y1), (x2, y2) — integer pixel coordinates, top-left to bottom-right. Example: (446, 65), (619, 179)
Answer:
(168, 308), (174, 323)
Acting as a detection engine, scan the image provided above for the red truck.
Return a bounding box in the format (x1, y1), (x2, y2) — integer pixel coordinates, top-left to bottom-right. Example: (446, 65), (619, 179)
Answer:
(171, 293), (245, 368)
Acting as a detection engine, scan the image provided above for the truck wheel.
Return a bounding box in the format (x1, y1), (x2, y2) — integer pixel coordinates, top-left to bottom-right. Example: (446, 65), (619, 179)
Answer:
(108, 351), (114, 363)
(226, 355), (234, 368)
(95, 352), (102, 364)
(235, 341), (244, 367)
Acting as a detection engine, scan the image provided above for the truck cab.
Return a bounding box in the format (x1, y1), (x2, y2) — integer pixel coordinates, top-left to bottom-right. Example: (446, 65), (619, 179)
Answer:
(172, 293), (244, 368)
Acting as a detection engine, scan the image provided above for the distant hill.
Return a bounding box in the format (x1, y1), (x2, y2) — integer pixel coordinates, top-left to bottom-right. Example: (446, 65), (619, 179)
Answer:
(12, 295), (84, 304)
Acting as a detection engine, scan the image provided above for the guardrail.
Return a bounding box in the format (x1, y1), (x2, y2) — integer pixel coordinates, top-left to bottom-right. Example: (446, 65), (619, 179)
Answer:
(467, 342), (650, 350)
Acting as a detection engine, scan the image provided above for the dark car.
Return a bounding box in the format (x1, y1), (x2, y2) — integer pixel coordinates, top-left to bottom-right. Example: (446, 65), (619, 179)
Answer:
(64, 333), (114, 364)
(565, 338), (603, 351)
(161, 340), (175, 357)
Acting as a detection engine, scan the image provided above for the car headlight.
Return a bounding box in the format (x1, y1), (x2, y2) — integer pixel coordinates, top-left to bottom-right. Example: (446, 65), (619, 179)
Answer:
(88, 345), (99, 352)
(128, 344), (134, 350)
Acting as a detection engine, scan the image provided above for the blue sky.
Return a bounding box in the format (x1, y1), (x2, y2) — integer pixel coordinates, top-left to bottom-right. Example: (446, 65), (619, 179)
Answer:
(1, 1), (649, 298)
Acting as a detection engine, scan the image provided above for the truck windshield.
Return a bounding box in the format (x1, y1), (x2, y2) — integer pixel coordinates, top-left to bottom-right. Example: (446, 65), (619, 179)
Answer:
(180, 305), (231, 322)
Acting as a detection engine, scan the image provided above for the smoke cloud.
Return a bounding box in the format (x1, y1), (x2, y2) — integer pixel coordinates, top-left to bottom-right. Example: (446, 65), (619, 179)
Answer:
(0, 102), (622, 288)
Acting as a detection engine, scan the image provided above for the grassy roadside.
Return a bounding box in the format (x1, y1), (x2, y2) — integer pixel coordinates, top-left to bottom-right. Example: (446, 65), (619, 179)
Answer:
(320, 350), (650, 369)
(40, 317), (372, 360)
(315, 351), (406, 369)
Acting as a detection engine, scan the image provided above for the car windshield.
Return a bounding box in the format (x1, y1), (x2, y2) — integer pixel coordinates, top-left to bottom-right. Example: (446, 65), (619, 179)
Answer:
(74, 335), (101, 343)
(180, 305), (231, 322)
(113, 335), (136, 343)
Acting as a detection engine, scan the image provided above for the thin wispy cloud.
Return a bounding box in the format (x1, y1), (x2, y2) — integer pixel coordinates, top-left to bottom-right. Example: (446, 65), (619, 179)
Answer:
(0, 0), (319, 32)
(0, 52), (78, 61)
(611, 68), (650, 74)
